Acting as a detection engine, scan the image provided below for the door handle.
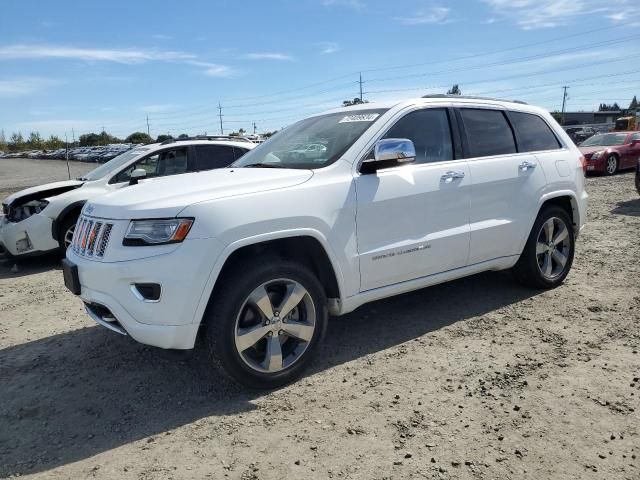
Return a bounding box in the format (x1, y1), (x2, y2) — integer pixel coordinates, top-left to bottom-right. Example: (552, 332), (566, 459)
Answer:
(440, 171), (465, 182)
(519, 160), (537, 171)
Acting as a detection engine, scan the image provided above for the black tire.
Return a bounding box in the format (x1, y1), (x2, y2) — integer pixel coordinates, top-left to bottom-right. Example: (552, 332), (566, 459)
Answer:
(604, 154), (618, 176)
(635, 169), (640, 196)
(57, 214), (78, 256)
(204, 258), (328, 389)
(512, 206), (575, 289)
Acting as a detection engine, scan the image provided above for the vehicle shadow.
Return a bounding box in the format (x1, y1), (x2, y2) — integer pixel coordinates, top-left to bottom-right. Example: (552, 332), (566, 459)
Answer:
(0, 254), (61, 279)
(0, 270), (538, 477)
(610, 198), (640, 217)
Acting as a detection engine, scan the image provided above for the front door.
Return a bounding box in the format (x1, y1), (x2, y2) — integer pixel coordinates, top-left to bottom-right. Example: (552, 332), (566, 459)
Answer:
(355, 108), (471, 291)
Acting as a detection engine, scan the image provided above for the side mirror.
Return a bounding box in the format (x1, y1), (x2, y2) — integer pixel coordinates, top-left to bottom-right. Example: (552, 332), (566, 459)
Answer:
(129, 168), (147, 185)
(360, 138), (416, 174)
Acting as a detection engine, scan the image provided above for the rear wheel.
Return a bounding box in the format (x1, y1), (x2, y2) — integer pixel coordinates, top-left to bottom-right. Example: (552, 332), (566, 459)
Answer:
(204, 258), (328, 389)
(513, 206), (575, 289)
(605, 154), (618, 175)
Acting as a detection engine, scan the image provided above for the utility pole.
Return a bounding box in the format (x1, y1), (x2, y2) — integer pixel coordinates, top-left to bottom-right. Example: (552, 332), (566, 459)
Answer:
(146, 114), (150, 138)
(561, 86), (569, 125)
(64, 133), (71, 180)
(218, 101), (224, 135)
(71, 128), (75, 147)
(358, 72), (364, 103)
(253, 122), (257, 135)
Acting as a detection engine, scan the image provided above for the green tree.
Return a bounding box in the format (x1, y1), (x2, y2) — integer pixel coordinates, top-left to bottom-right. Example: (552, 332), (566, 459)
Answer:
(9, 132), (24, 152)
(177, 133), (189, 139)
(125, 132), (153, 144)
(156, 134), (173, 142)
(27, 131), (44, 150)
(446, 84), (462, 95)
(46, 135), (65, 149)
(79, 133), (101, 146)
(342, 97), (368, 107)
(630, 96), (638, 111)
(0, 129), (6, 152)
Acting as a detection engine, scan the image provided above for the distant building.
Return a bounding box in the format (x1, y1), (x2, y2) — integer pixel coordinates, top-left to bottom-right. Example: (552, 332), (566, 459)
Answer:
(561, 111), (622, 125)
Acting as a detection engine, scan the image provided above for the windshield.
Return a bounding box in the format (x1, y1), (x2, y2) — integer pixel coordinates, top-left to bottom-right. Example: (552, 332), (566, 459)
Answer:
(232, 109), (388, 169)
(79, 147), (151, 181)
(580, 133), (627, 147)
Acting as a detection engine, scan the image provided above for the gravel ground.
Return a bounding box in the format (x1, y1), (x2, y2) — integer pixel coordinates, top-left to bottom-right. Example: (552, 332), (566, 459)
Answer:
(0, 159), (638, 480)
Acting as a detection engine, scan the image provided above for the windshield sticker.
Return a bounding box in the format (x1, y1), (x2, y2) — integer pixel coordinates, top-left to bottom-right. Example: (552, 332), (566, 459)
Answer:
(339, 113), (380, 123)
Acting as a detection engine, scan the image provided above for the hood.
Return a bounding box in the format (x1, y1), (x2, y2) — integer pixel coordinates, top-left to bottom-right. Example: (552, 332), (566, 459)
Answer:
(3, 180), (84, 207)
(579, 146), (611, 154)
(85, 168), (314, 219)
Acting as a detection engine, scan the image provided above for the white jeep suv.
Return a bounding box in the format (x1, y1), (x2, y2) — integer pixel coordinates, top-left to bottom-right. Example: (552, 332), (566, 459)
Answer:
(64, 96), (588, 388)
(1, 137), (254, 258)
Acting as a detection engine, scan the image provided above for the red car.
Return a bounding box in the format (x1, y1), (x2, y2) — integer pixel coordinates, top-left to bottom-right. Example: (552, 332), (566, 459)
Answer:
(579, 131), (640, 175)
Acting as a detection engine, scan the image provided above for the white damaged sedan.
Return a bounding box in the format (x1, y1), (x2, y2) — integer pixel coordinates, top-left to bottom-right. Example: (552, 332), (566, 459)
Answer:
(1, 138), (254, 258)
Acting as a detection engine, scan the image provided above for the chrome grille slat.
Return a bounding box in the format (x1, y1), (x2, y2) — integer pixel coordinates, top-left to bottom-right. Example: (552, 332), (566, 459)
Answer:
(73, 215), (114, 259)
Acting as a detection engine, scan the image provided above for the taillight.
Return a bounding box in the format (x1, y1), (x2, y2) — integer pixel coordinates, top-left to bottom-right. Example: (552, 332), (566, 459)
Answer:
(579, 155), (587, 175)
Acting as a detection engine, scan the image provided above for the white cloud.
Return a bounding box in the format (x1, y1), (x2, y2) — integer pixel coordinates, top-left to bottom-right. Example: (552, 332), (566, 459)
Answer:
(317, 41), (340, 55)
(395, 6), (451, 25)
(245, 52), (294, 61)
(0, 77), (59, 98)
(0, 44), (237, 78)
(483, 0), (636, 29)
(186, 61), (237, 77)
(0, 44), (195, 63)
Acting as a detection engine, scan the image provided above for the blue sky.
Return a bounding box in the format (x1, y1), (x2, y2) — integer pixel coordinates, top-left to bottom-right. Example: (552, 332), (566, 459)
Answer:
(1, 0), (639, 139)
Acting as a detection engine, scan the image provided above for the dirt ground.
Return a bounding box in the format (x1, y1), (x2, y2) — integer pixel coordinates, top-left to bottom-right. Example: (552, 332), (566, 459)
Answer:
(0, 159), (638, 480)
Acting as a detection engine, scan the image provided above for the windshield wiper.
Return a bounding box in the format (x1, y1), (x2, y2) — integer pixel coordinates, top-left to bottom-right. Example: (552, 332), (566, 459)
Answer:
(242, 163), (286, 168)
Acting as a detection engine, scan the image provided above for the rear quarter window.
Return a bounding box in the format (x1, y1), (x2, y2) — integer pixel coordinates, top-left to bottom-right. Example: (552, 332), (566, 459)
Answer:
(509, 112), (561, 152)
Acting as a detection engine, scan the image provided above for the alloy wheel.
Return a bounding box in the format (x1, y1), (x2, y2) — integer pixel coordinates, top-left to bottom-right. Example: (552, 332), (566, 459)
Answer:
(234, 278), (316, 374)
(63, 224), (76, 250)
(606, 156), (617, 175)
(535, 217), (571, 281)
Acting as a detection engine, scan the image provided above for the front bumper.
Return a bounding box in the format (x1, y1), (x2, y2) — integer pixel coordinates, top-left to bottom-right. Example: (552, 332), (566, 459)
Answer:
(584, 156), (606, 173)
(0, 213), (59, 257)
(67, 237), (223, 350)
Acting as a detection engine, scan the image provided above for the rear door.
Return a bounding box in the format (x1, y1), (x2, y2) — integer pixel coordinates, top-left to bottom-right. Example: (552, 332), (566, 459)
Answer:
(457, 107), (547, 264)
(355, 107), (471, 291)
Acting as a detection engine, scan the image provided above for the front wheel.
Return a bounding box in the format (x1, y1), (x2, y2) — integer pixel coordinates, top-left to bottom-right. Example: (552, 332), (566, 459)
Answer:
(204, 259), (328, 389)
(513, 206), (575, 289)
(635, 169), (640, 195)
(58, 215), (78, 256)
(605, 155), (618, 176)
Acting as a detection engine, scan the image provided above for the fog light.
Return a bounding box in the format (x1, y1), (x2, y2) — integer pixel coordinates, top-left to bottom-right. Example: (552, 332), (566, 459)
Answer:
(132, 283), (161, 301)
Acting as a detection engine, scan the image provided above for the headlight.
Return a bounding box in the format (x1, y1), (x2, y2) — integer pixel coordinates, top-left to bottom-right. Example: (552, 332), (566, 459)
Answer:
(591, 151), (604, 160)
(8, 199), (49, 222)
(123, 218), (194, 246)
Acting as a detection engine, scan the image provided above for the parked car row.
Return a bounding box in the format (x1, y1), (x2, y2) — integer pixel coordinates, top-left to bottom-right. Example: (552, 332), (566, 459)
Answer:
(0, 144), (137, 162)
(578, 131), (640, 175)
(3, 97), (588, 388)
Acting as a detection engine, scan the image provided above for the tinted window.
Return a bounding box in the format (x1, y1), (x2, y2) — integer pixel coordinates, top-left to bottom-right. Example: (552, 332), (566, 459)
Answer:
(383, 108), (453, 164)
(112, 148), (188, 183)
(233, 147), (250, 159)
(510, 112), (561, 152)
(459, 109), (516, 158)
(195, 145), (236, 170)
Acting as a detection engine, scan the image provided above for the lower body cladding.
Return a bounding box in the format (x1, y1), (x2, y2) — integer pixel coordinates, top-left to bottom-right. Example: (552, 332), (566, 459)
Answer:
(66, 238), (218, 350)
(0, 213), (59, 257)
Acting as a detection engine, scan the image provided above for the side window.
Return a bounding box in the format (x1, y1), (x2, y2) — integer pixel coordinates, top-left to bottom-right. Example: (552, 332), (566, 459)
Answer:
(631, 133), (640, 142)
(383, 108), (453, 164)
(459, 109), (516, 158)
(195, 145), (236, 170)
(112, 148), (188, 183)
(509, 112), (561, 152)
(233, 147), (250, 160)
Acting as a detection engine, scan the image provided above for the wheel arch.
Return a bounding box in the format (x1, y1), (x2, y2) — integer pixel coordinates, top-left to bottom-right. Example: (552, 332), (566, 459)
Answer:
(194, 230), (345, 327)
(51, 200), (86, 244)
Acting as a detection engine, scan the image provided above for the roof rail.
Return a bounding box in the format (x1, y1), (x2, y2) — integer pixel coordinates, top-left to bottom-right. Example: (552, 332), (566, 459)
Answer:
(159, 135), (254, 145)
(421, 94), (528, 105)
